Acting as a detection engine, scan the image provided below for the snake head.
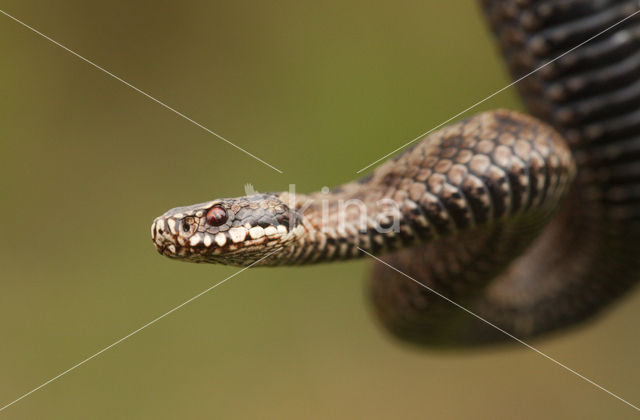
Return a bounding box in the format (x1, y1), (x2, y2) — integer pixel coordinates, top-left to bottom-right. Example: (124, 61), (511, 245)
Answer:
(151, 193), (303, 265)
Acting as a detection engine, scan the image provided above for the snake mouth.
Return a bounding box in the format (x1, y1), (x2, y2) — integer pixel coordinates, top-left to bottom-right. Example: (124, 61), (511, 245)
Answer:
(151, 216), (293, 261)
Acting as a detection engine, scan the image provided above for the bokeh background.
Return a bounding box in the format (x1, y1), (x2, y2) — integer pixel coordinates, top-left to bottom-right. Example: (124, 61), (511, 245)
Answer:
(1, 1), (639, 419)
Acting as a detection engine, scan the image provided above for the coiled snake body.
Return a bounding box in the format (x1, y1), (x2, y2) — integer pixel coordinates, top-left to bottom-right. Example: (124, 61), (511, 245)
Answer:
(153, 0), (640, 346)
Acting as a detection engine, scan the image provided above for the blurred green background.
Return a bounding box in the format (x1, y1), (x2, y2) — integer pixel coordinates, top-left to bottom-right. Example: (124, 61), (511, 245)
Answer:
(1, 1), (639, 419)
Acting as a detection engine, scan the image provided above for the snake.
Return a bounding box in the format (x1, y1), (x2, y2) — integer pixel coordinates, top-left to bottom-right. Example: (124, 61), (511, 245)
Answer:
(152, 0), (640, 346)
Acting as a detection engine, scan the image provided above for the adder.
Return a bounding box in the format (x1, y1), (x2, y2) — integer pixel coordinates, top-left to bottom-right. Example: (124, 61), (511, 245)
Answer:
(152, 0), (640, 346)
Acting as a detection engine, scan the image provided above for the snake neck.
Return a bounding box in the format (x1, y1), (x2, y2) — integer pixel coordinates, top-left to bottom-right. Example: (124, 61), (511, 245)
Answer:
(265, 110), (574, 266)
(272, 186), (412, 265)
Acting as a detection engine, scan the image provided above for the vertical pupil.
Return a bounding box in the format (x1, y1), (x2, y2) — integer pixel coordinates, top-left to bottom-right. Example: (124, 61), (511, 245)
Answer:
(206, 206), (227, 226)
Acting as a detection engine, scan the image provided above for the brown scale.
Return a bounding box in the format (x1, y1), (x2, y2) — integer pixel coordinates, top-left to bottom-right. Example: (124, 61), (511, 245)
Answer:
(265, 111), (573, 271)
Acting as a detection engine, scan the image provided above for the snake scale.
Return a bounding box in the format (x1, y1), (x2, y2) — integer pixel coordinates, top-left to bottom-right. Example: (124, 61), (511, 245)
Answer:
(152, 0), (640, 346)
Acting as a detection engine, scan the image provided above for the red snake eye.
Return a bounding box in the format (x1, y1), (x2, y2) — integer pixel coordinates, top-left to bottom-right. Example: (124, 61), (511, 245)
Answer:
(206, 205), (227, 226)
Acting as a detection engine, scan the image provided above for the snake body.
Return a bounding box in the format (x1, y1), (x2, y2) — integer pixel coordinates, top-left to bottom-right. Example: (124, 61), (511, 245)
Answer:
(152, 0), (640, 346)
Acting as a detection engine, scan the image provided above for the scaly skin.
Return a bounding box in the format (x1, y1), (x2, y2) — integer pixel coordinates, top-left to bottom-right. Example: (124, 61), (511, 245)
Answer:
(153, 0), (640, 346)
(372, 0), (640, 345)
(153, 111), (573, 269)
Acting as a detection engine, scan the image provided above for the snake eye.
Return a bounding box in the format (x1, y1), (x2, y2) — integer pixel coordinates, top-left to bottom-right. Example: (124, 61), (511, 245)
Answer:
(181, 220), (190, 232)
(206, 205), (227, 226)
